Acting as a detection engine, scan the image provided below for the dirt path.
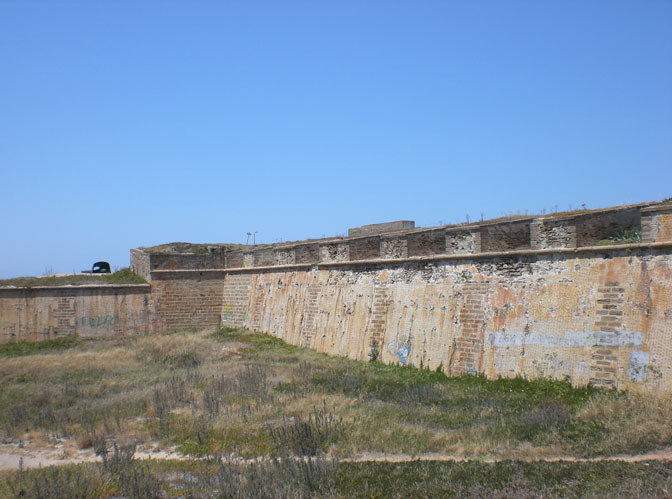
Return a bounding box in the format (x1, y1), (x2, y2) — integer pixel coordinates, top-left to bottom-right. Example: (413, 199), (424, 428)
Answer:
(0, 442), (186, 471)
(342, 447), (672, 464)
(2, 443), (671, 471)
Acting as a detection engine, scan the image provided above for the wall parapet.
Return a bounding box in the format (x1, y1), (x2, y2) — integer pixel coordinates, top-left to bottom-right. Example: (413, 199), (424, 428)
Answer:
(130, 248), (228, 281)
(131, 201), (671, 276)
(215, 201), (668, 271)
(150, 240), (672, 274)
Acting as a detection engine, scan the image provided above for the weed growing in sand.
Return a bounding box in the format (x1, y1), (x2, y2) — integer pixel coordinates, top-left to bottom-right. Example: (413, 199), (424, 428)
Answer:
(270, 401), (345, 456)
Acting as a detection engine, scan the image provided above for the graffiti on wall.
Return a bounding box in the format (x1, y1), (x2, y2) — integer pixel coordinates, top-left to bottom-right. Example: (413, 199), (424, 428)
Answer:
(222, 304), (252, 322)
(388, 340), (410, 366)
(222, 305), (233, 320)
(79, 315), (119, 330)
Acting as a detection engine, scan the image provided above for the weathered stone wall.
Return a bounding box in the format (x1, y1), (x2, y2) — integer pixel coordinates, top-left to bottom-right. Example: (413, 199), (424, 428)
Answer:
(446, 228), (481, 255)
(5, 200), (671, 395)
(222, 246), (672, 392)
(274, 248), (295, 265)
(130, 249), (151, 281)
(381, 236), (408, 259)
(531, 219), (577, 249)
(642, 205), (672, 243)
(319, 243), (350, 262)
(0, 285), (151, 342)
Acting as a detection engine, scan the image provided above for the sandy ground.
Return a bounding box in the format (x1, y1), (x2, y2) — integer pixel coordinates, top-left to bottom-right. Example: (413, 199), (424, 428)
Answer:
(1, 439), (671, 471)
(0, 439), (186, 471)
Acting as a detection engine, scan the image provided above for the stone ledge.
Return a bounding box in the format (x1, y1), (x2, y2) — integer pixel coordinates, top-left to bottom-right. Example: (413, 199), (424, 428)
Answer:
(642, 204), (672, 214)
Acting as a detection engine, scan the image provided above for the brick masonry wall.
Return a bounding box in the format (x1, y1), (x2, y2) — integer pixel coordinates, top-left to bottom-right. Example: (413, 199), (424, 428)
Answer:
(0, 285), (151, 342)
(149, 253), (227, 272)
(407, 230), (446, 256)
(151, 271), (225, 331)
(480, 220), (532, 252)
(235, 247), (672, 392)
(349, 237), (381, 261)
(253, 248), (275, 267)
(221, 273), (253, 327)
(226, 251), (244, 268)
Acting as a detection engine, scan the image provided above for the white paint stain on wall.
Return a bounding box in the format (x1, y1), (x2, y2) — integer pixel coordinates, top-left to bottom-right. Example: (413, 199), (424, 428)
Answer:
(488, 330), (644, 348)
(628, 350), (650, 382)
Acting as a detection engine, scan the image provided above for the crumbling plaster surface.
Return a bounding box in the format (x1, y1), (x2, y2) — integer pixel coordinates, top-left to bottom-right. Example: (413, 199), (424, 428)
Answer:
(446, 230), (480, 254)
(222, 249), (672, 392)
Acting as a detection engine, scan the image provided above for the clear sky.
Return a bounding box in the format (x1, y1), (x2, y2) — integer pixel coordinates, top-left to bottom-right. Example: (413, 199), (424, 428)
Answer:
(1, 1), (670, 278)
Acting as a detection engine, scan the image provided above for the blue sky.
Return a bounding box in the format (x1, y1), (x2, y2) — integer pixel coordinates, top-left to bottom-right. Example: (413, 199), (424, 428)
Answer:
(1, 1), (670, 278)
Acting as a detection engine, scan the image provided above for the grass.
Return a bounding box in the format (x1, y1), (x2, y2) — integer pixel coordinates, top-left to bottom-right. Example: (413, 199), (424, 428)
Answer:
(139, 241), (248, 255)
(334, 460), (672, 498)
(0, 326), (670, 495)
(1, 457), (671, 497)
(0, 334), (82, 357)
(0, 326), (669, 462)
(0, 268), (146, 287)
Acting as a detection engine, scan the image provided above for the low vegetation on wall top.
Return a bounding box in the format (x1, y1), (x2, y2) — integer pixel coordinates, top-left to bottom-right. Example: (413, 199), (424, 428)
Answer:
(139, 242), (248, 255)
(0, 268), (147, 288)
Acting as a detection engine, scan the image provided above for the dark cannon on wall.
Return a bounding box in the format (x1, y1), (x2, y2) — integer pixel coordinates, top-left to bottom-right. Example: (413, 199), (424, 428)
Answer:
(82, 261), (111, 274)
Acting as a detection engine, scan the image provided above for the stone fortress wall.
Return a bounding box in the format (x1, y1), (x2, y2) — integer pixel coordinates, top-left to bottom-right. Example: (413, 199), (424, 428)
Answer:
(2, 201), (671, 392)
(141, 201), (672, 391)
